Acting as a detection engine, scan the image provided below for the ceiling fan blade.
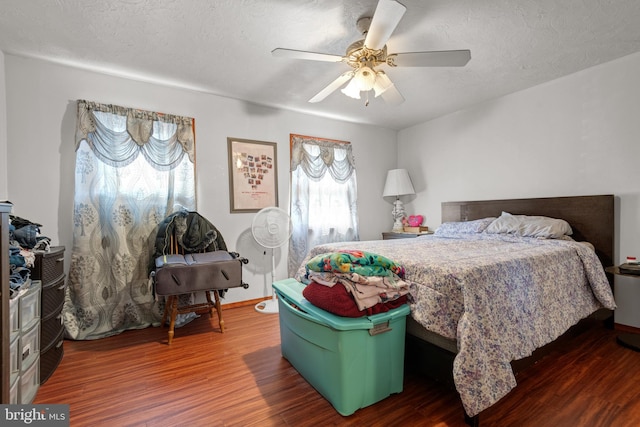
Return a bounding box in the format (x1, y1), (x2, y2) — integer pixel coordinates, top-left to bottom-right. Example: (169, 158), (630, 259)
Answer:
(381, 83), (405, 105)
(272, 48), (343, 63)
(364, 0), (407, 51)
(391, 50), (471, 67)
(309, 72), (353, 103)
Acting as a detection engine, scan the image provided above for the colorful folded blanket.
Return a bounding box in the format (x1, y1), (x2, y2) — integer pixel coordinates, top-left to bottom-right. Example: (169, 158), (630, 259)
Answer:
(305, 250), (406, 278)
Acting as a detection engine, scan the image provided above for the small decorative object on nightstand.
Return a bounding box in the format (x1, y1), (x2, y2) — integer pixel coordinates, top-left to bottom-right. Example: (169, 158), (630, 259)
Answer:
(407, 215), (423, 227)
(605, 264), (640, 352)
(403, 226), (429, 233)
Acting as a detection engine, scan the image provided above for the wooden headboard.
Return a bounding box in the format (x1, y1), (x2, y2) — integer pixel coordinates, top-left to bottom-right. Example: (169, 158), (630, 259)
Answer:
(442, 195), (614, 269)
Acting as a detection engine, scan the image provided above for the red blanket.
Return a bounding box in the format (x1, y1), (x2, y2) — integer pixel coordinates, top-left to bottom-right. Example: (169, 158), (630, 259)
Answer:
(302, 281), (408, 318)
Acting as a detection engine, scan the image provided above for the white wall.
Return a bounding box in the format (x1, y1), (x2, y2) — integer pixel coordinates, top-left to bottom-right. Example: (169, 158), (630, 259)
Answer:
(398, 51), (640, 328)
(3, 54), (397, 305)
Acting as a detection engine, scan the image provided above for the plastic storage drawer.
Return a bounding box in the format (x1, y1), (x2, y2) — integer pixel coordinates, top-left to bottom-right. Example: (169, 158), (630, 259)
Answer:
(10, 334), (19, 376)
(41, 307), (64, 352)
(273, 278), (410, 416)
(20, 355), (40, 404)
(40, 329), (65, 385)
(19, 280), (41, 330)
(20, 322), (40, 369)
(31, 247), (65, 283)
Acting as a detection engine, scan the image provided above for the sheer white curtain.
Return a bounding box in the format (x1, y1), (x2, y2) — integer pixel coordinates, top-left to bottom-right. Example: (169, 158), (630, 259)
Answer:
(63, 100), (196, 340)
(288, 135), (359, 276)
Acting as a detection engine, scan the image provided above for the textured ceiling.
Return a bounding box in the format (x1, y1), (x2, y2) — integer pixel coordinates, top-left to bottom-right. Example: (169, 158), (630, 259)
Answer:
(1, 0), (640, 130)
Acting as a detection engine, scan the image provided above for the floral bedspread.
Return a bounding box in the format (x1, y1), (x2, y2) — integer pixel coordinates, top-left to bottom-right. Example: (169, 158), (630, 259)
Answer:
(294, 233), (616, 417)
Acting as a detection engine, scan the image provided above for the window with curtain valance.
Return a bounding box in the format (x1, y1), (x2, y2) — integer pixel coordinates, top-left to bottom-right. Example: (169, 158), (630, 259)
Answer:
(288, 134), (359, 277)
(63, 100), (196, 340)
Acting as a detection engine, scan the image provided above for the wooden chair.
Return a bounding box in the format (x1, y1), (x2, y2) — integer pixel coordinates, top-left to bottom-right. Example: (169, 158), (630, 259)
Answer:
(152, 215), (248, 344)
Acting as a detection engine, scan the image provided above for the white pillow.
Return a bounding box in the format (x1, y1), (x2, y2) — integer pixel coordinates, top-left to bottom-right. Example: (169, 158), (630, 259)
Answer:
(485, 211), (572, 239)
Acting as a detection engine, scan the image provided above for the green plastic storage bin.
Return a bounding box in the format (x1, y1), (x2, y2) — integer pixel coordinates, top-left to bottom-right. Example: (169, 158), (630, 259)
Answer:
(273, 278), (410, 416)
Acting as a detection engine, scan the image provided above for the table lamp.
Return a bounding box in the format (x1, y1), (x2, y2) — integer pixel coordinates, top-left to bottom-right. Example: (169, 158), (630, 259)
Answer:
(382, 169), (415, 232)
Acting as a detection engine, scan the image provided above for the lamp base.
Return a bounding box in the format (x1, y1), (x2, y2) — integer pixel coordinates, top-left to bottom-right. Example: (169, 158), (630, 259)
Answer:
(391, 199), (406, 232)
(392, 219), (404, 232)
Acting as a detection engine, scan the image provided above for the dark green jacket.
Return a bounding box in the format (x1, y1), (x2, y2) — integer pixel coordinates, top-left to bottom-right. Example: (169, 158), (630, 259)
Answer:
(151, 210), (227, 270)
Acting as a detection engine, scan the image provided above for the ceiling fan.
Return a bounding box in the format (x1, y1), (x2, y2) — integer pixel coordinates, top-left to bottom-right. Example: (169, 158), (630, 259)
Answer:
(272, 0), (471, 106)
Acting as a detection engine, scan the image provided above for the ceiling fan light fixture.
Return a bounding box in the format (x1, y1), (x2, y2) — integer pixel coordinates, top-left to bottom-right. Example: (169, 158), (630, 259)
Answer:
(373, 71), (393, 97)
(273, 0), (471, 106)
(341, 77), (362, 99)
(354, 66), (376, 91)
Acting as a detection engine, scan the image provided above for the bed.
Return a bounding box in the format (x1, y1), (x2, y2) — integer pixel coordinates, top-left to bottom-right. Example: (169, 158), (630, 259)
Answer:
(293, 195), (616, 424)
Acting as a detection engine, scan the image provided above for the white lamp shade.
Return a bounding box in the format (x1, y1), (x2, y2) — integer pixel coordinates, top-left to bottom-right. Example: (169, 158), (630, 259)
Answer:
(383, 169), (415, 197)
(341, 77), (361, 99)
(373, 71), (393, 97)
(354, 66), (376, 91)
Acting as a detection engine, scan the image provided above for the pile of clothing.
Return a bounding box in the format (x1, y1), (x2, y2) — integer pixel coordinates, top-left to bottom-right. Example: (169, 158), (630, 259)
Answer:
(301, 250), (413, 318)
(7, 214), (51, 297)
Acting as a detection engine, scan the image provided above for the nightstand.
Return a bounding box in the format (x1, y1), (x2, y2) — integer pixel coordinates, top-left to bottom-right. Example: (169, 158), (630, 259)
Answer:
(605, 265), (640, 352)
(382, 231), (434, 240)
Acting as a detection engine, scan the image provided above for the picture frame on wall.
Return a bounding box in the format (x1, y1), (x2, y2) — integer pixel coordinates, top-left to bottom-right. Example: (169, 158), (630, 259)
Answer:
(227, 138), (278, 213)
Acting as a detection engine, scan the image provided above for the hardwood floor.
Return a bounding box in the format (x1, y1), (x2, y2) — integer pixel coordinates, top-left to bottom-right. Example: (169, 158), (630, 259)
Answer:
(34, 305), (640, 426)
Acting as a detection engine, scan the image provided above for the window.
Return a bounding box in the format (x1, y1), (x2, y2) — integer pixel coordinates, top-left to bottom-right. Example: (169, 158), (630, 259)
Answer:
(64, 100), (196, 340)
(288, 134), (359, 276)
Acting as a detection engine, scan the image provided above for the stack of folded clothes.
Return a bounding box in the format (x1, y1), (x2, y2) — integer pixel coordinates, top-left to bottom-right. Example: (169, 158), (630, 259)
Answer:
(301, 250), (413, 318)
(7, 214), (52, 297)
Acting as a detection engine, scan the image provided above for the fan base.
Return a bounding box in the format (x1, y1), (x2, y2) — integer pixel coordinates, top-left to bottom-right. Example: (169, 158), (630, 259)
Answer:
(255, 298), (279, 314)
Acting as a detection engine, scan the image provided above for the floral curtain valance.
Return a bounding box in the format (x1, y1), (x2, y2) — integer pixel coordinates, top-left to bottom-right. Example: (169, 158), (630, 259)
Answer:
(290, 134), (355, 183)
(75, 100), (195, 171)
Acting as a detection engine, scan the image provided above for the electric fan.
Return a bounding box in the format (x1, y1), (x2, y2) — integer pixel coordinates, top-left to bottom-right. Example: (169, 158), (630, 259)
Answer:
(251, 207), (293, 314)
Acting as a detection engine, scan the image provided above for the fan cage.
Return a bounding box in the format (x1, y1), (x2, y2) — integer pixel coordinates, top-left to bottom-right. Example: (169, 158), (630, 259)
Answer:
(251, 207), (292, 249)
